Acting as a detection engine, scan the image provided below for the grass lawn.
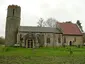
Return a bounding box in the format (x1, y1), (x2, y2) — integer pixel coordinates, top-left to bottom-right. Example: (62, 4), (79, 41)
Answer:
(0, 46), (85, 64)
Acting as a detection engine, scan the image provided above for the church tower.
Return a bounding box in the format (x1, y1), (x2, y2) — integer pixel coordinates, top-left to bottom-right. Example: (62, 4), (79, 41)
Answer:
(5, 5), (21, 46)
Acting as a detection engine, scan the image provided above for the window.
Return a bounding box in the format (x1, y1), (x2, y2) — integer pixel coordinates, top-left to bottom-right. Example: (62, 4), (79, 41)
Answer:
(58, 35), (61, 43)
(13, 9), (15, 16)
(74, 37), (76, 42)
(20, 34), (23, 41)
(64, 36), (66, 43)
(47, 38), (50, 43)
(58, 37), (61, 43)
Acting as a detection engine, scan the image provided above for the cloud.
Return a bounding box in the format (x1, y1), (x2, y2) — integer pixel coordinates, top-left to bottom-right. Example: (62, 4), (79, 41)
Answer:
(0, 0), (85, 37)
(0, 0), (6, 6)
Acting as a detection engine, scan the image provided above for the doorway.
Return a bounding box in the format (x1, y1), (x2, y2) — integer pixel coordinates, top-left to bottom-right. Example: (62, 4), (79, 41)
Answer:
(69, 41), (72, 46)
(28, 39), (33, 48)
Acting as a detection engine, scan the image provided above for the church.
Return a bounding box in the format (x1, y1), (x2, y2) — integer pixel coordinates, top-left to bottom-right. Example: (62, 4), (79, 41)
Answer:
(5, 5), (83, 48)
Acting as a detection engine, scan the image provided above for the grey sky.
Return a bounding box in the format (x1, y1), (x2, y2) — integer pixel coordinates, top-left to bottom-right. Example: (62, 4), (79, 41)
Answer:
(0, 0), (85, 37)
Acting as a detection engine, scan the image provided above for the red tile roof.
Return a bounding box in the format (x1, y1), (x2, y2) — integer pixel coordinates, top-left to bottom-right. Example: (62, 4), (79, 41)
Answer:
(57, 22), (82, 35)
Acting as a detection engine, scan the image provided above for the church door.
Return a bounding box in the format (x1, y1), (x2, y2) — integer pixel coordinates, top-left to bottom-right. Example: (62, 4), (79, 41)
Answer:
(28, 39), (33, 48)
(69, 41), (72, 46)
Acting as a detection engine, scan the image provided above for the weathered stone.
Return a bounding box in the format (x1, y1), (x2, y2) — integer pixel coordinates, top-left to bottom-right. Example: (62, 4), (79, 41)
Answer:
(5, 5), (21, 46)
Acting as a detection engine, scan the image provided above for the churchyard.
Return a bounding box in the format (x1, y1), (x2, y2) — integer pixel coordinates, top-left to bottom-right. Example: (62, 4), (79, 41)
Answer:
(0, 46), (85, 64)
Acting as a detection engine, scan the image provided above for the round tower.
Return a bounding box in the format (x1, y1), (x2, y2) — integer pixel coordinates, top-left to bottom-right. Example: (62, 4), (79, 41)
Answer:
(5, 5), (21, 46)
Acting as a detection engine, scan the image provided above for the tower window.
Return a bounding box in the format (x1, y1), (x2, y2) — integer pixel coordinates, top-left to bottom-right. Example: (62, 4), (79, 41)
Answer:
(13, 9), (15, 16)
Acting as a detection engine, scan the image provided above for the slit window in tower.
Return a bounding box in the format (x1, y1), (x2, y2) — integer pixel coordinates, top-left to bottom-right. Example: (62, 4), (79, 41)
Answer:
(13, 9), (15, 16)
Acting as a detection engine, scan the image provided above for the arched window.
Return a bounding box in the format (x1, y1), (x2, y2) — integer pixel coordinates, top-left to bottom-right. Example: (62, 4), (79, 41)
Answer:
(47, 38), (50, 43)
(58, 35), (61, 43)
(47, 34), (50, 43)
(20, 34), (23, 41)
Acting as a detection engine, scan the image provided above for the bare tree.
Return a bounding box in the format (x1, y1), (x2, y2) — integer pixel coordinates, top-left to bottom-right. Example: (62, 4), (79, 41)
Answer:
(37, 18), (57, 28)
(44, 18), (57, 28)
(37, 18), (44, 27)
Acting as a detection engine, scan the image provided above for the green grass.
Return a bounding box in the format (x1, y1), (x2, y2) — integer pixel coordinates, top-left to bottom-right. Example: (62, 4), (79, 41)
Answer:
(1, 46), (85, 56)
(0, 46), (85, 64)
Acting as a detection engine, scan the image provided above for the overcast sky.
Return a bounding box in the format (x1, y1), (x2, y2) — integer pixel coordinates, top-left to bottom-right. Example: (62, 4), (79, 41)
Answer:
(0, 0), (85, 37)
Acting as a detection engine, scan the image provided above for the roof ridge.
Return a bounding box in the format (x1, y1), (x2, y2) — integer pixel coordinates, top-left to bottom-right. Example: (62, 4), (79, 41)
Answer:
(20, 26), (56, 28)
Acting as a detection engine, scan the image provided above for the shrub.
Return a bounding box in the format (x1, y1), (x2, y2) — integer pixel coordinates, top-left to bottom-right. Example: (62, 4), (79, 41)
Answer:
(0, 36), (5, 45)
